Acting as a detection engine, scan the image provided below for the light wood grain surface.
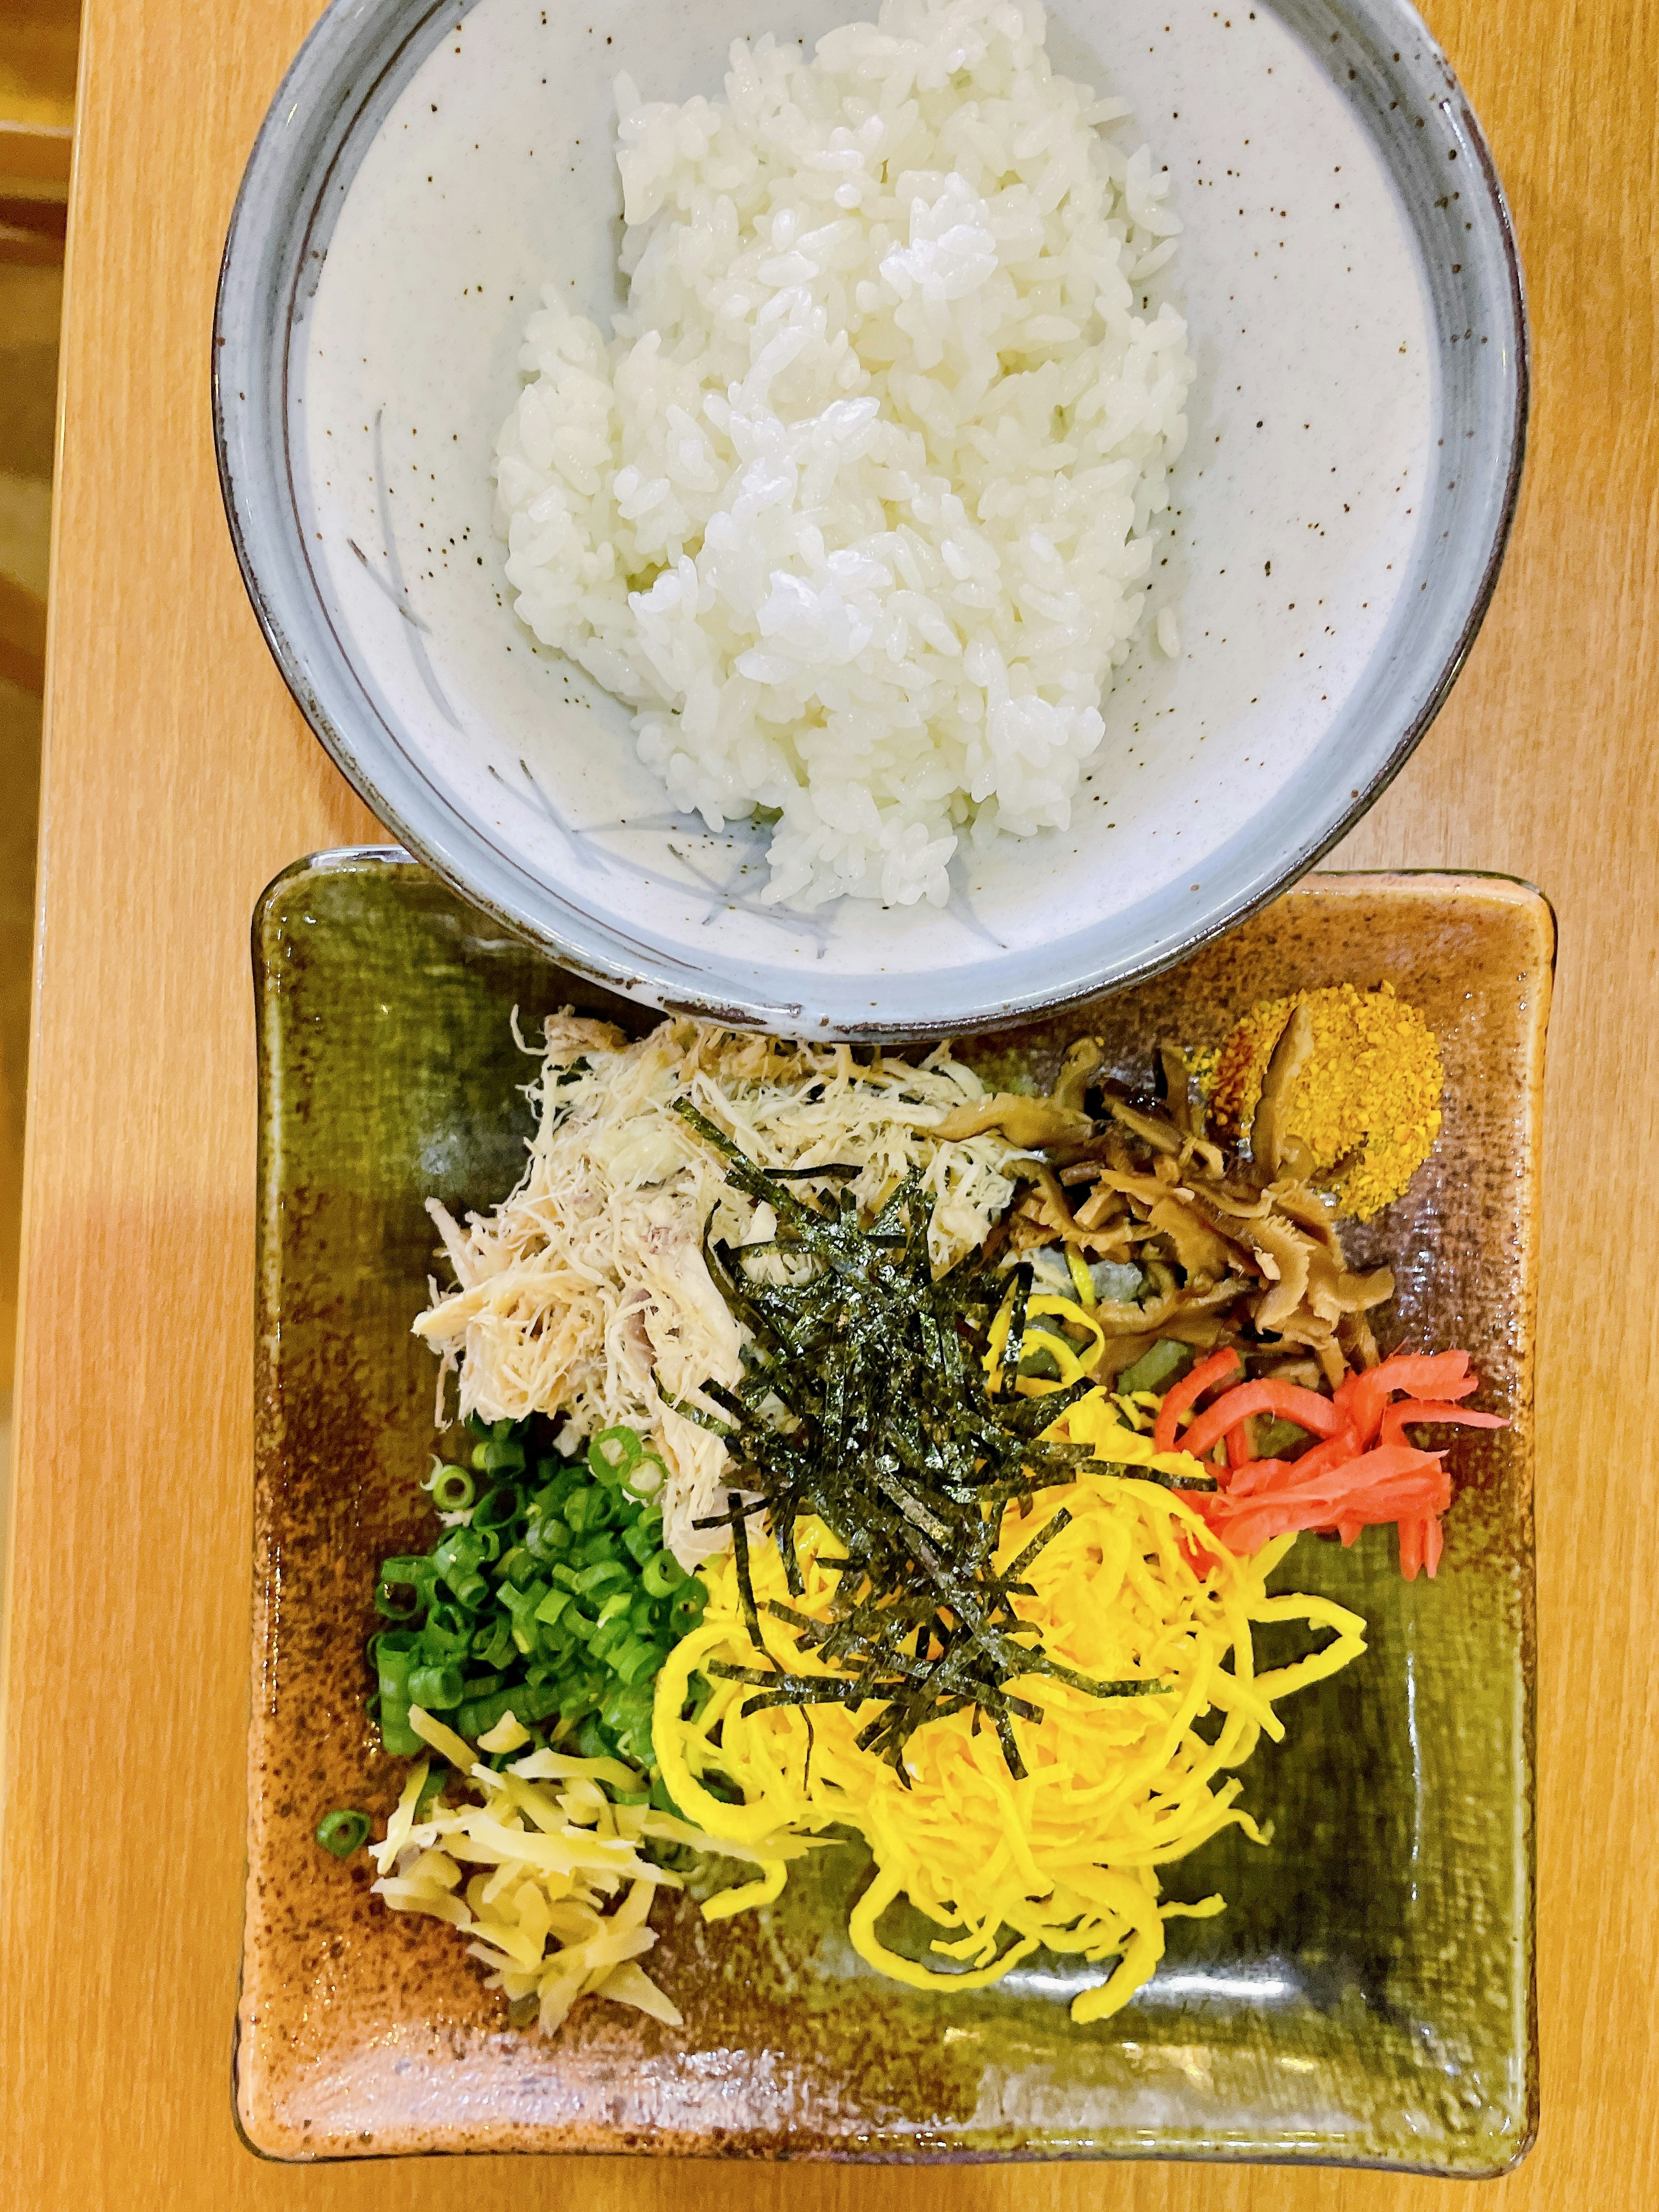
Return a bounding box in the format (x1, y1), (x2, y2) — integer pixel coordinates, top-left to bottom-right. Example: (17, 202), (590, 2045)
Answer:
(3, 0), (1656, 2202)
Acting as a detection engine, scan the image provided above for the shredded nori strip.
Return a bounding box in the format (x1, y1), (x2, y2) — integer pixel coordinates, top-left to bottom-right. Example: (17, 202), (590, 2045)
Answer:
(667, 1101), (1170, 1783)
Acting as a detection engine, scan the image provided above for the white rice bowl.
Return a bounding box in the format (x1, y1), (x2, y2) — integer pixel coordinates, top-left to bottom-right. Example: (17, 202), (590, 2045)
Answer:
(492, 0), (1195, 911)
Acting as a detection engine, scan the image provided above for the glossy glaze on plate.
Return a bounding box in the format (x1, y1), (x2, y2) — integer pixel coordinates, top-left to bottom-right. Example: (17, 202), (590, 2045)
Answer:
(237, 853), (1547, 2168)
(215, 0), (1526, 1034)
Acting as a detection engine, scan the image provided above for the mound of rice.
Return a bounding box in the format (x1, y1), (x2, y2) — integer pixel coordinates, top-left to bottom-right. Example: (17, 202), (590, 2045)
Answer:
(493, 0), (1194, 909)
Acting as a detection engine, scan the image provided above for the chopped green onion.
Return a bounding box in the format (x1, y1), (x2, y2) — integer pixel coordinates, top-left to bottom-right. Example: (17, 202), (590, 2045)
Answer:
(591, 1614), (633, 1663)
(423, 1460), (477, 1513)
(315, 1808), (372, 1858)
(374, 1555), (438, 1621)
(432, 1529), (490, 1610)
(604, 1676), (655, 1729)
(371, 1629), (420, 1700)
(503, 1576), (550, 1623)
(575, 1714), (610, 1761)
(668, 1583), (708, 1637)
(627, 1454), (667, 1499)
(470, 1614), (514, 1670)
(525, 1513), (571, 1564)
(474, 1484), (521, 1533)
(536, 1620), (576, 1665)
(574, 1558), (630, 1599)
(457, 1685), (521, 1738)
(407, 1662), (465, 1710)
(531, 1467), (578, 1515)
(367, 1414), (694, 1783)
(641, 1548), (686, 1599)
(611, 1637), (662, 1686)
(563, 1486), (611, 1535)
(372, 1697), (426, 1758)
(378, 1554), (437, 1583)
(622, 1517), (662, 1567)
(472, 1435), (526, 1474)
(420, 1603), (474, 1657)
(499, 1545), (538, 1591)
(588, 1426), (644, 1486)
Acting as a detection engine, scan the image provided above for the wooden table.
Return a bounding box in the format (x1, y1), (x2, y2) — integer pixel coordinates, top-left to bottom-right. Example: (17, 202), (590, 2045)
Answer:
(4, 0), (1655, 2203)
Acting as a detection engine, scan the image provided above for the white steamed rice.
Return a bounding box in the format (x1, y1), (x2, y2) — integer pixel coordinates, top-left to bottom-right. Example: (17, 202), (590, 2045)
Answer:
(493, 0), (1194, 910)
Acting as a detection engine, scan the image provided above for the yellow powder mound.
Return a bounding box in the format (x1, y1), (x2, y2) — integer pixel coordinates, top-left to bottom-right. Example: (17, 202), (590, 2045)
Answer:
(1206, 981), (1444, 1220)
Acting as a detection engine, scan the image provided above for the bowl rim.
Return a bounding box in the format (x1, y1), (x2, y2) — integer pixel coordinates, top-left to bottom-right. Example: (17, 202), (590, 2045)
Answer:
(213, 0), (1530, 1040)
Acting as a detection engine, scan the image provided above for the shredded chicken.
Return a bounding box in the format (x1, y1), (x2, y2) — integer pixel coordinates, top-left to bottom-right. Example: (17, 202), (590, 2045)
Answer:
(413, 1016), (1019, 1565)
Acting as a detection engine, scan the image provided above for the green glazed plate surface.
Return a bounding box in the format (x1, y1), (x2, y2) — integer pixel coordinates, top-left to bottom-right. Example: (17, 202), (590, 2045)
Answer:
(237, 851), (1548, 2170)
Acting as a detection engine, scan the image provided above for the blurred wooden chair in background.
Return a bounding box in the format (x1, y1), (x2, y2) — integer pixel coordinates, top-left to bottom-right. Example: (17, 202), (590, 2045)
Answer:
(1, 0), (76, 274)
(1, 0), (78, 1423)
(0, 575), (44, 698)
(0, 0), (77, 695)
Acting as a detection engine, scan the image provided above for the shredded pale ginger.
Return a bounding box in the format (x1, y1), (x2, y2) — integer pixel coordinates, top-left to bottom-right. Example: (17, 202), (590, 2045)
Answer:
(653, 1389), (1364, 2025)
(369, 1705), (817, 2034)
(413, 1014), (1018, 1564)
(1205, 981), (1445, 1221)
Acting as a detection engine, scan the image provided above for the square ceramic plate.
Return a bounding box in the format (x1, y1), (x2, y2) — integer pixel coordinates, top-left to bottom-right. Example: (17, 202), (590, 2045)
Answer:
(237, 853), (1548, 2171)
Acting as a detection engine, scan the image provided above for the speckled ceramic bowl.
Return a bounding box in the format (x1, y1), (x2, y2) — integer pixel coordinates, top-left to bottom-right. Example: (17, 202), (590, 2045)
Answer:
(215, 0), (1525, 1036)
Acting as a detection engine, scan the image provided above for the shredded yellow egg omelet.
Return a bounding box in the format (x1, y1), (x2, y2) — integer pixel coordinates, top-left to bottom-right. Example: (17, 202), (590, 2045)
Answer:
(654, 1392), (1364, 2024)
